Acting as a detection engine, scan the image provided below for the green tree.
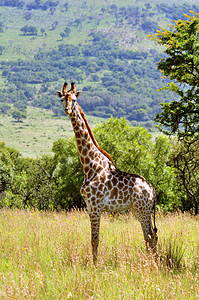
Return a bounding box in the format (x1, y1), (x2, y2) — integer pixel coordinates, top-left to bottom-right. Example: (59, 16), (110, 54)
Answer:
(94, 117), (153, 176)
(150, 11), (199, 214)
(4, 154), (57, 210)
(149, 11), (199, 140)
(52, 138), (85, 210)
(20, 25), (37, 36)
(63, 1), (69, 11)
(60, 32), (66, 40)
(40, 28), (45, 36)
(0, 142), (22, 208)
(168, 139), (199, 214)
(59, 27), (71, 40)
(0, 142), (14, 193)
(51, 21), (58, 30)
(94, 117), (178, 209)
(0, 103), (10, 114)
(12, 109), (27, 122)
(0, 46), (5, 55)
(151, 136), (180, 211)
(0, 22), (4, 33)
(18, 155), (56, 210)
(64, 26), (71, 37)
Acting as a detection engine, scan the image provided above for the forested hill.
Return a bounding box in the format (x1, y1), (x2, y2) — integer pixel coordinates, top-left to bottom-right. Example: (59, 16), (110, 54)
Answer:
(0, 0), (198, 127)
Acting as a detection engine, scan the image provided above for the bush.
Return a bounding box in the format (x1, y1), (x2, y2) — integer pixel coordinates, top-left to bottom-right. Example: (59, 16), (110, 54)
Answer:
(20, 25), (37, 36)
(0, 118), (182, 212)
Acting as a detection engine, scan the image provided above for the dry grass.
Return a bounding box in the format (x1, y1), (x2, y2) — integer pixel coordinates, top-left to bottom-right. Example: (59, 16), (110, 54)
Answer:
(0, 209), (198, 299)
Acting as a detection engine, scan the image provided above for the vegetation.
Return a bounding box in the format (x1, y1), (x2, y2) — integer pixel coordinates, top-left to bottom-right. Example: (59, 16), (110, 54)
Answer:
(0, 3), (198, 296)
(1, 0), (199, 127)
(20, 25), (38, 36)
(11, 108), (27, 121)
(150, 11), (199, 140)
(167, 137), (199, 215)
(150, 11), (199, 215)
(0, 209), (198, 299)
(0, 2), (198, 213)
(0, 116), (192, 213)
(93, 118), (179, 210)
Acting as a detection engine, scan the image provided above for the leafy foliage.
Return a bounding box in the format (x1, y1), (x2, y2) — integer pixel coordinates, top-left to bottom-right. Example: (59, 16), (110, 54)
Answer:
(12, 109), (27, 121)
(0, 118), (182, 212)
(150, 11), (199, 139)
(0, 0), (24, 8)
(52, 138), (85, 210)
(94, 117), (179, 210)
(20, 25), (38, 36)
(150, 11), (199, 214)
(0, 143), (14, 192)
(168, 139), (199, 215)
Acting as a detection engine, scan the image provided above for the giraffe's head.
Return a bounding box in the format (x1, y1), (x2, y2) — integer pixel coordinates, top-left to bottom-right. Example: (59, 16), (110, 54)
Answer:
(56, 82), (81, 115)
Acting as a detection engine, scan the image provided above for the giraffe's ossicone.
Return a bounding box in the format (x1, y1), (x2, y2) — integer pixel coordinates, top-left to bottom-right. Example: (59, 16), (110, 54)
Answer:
(56, 82), (158, 264)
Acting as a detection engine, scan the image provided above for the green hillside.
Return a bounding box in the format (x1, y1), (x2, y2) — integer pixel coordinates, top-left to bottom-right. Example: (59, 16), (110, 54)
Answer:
(0, 106), (103, 157)
(0, 0), (199, 128)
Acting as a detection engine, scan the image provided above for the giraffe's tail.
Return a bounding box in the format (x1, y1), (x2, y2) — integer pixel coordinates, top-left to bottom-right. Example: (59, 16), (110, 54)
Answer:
(153, 194), (158, 234)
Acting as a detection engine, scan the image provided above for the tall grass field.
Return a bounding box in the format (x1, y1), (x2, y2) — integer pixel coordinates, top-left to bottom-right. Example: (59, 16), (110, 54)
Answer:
(0, 209), (198, 299)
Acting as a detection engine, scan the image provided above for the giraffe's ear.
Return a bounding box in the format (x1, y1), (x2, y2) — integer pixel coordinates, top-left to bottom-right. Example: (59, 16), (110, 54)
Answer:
(56, 91), (63, 98)
(71, 82), (76, 93)
(76, 91), (81, 98)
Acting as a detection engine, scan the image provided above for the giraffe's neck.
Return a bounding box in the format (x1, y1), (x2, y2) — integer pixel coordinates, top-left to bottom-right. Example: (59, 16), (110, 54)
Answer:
(69, 102), (114, 178)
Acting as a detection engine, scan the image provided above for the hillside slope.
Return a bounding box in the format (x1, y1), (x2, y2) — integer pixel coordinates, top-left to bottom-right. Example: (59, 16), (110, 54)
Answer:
(0, 0), (198, 127)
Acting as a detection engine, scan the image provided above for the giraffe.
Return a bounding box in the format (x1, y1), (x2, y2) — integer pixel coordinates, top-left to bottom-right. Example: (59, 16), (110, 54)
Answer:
(56, 82), (158, 264)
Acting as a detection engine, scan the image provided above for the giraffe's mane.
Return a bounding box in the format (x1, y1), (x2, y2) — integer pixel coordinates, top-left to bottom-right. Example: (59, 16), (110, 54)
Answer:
(77, 104), (115, 166)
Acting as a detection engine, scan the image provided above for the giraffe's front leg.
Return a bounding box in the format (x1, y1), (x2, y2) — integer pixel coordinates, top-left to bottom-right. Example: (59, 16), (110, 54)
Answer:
(89, 213), (101, 265)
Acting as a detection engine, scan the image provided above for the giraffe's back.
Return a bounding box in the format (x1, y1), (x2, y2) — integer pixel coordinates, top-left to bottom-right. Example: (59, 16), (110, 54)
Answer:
(81, 167), (156, 216)
(102, 172), (155, 213)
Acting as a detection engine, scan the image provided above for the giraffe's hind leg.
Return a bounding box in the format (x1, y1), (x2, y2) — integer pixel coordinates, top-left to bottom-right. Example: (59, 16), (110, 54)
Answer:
(89, 213), (101, 265)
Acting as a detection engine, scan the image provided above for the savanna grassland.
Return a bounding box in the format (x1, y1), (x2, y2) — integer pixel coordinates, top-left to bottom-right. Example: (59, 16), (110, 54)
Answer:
(0, 209), (198, 299)
(0, 106), (103, 157)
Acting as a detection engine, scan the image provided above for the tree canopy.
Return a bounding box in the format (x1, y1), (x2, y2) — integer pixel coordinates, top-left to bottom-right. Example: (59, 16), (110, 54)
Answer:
(150, 11), (199, 214)
(149, 11), (199, 140)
